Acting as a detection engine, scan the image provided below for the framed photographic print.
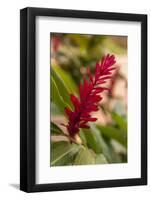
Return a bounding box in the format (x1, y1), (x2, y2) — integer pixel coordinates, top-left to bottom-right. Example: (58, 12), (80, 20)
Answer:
(20, 7), (147, 192)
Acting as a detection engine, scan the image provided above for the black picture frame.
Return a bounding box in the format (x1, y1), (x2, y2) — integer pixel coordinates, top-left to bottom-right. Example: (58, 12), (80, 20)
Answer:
(20, 7), (147, 192)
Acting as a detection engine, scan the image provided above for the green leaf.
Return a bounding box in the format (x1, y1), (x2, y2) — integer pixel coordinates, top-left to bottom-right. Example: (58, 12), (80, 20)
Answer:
(74, 148), (95, 165)
(52, 65), (78, 93)
(83, 123), (114, 161)
(111, 112), (127, 133)
(51, 122), (65, 135)
(82, 128), (102, 154)
(50, 141), (80, 166)
(97, 125), (127, 148)
(110, 139), (127, 163)
(51, 76), (67, 114)
(104, 139), (122, 163)
(79, 129), (87, 145)
(90, 124), (113, 163)
(79, 124), (120, 163)
(51, 67), (72, 108)
(95, 154), (108, 164)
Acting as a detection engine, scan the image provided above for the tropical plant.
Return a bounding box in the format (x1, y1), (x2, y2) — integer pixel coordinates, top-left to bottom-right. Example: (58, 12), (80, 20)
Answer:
(50, 53), (127, 166)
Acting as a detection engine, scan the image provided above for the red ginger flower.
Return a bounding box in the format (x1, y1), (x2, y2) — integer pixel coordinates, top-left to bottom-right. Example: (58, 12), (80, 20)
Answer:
(65, 54), (116, 139)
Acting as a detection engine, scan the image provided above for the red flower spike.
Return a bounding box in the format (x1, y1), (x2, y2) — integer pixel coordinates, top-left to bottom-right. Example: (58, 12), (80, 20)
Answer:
(64, 107), (72, 117)
(64, 54), (116, 139)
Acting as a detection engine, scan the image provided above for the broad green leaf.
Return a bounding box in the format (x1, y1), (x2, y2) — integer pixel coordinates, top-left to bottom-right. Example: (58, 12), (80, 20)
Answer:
(97, 125), (127, 148)
(74, 148), (95, 165)
(51, 122), (64, 135)
(95, 154), (108, 164)
(79, 129), (87, 146)
(90, 124), (113, 162)
(52, 65), (78, 93)
(50, 141), (80, 166)
(51, 66), (72, 108)
(104, 138), (122, 163)
(111, 112), (127, 133)
(51, 76), (67, 114)
(83, 123), (114, 162)
(82, 128), (102, 154)
(51, 67), (73, 108)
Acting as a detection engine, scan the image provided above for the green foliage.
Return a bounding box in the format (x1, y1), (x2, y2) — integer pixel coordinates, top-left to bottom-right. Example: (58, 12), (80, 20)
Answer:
(51, 76), (67, 114)
(95, 154), (108, 164)
(51, 141), (80, 166)
(50, 75), (127, 165)
(111, 112), (127, 133)
(51, 67), (72, 109)
(52, 34), (127, 83)
(79, 129), (87, 145)
(50, 33), (127, 166)
(97, 125), (127, 147)
(74, 148), (95, 165)
(82, 128), (102, 154)
(50, 119), (127, 165)
(52, 64), (78, 93)
(51, 122), (65, 135)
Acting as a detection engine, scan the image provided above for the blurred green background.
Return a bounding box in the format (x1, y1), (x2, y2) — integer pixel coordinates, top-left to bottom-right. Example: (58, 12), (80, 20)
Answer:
(50, 33), (128, 166)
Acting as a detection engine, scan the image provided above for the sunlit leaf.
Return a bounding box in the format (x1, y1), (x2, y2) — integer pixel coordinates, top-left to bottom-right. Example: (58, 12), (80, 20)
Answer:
(52, 64), (78, 93)
(82, 124), (115, 164)
(74, 148), (95, 165)
(51, 141), (80, 166)
(82, 128), (102, 154)
(51, 67), (72, 108)
(51, 76), (68, 114)
(79, 129), (87, 145)
(95, 154), (108, 164)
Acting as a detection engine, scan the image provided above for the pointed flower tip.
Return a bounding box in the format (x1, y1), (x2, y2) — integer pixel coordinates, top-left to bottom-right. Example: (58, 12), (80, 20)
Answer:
(64, 107), (72, 117)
